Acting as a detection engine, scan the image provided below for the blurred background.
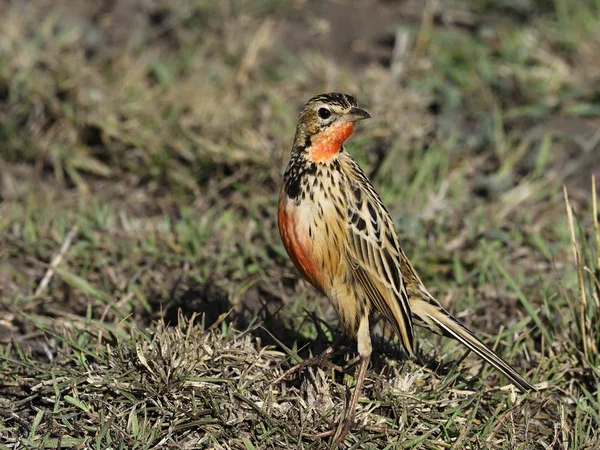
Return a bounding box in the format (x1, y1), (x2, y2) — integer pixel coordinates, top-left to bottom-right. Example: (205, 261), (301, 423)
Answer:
(1, 0), (600, 447)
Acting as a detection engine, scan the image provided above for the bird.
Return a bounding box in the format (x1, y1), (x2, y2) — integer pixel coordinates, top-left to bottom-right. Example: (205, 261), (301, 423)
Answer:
(277, 93), (535, 446)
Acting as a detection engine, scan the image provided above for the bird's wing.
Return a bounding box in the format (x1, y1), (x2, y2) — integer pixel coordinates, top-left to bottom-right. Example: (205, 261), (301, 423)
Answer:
(343, 156), (415, 355)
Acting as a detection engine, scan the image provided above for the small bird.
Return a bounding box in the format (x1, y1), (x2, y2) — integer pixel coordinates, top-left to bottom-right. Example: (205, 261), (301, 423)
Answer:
(278, 93), (535, 445)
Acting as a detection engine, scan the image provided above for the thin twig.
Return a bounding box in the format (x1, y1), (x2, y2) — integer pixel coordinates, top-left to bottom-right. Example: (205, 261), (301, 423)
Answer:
(236, 18), (274, 86)
(564, 186), (592, 359)
(34, 226), (79, 296)
(487, 403), (522, 443)
(592, 175), (600, 307)
(412, 0), (436, 64)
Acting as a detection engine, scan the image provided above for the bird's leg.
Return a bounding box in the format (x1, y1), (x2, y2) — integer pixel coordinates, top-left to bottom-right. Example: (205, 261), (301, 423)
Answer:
(272, 335), (345, 384)
(331, 316), (372, 447)
(331, 354), (369, 446)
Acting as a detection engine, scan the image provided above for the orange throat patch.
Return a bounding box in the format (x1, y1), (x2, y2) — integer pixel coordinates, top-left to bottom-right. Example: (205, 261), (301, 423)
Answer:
(308, 122), (355, 162)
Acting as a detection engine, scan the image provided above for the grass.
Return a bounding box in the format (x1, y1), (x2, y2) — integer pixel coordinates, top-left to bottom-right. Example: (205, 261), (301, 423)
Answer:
(1, 0), (600, 448)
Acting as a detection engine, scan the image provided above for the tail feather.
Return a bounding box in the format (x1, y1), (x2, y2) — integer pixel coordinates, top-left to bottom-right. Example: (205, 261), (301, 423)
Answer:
(410, 297), (535, 393)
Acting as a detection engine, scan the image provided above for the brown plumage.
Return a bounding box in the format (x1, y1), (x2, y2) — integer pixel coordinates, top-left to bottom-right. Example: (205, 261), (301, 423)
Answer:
(278, 93), (535, 445)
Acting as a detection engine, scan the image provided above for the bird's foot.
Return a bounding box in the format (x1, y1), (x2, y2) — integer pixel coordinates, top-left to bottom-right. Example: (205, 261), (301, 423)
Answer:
(290, 416), (354, 448)
(271, 351), (343, 385)
(330, 414), (355, 448)
(271, 338), (344, 385)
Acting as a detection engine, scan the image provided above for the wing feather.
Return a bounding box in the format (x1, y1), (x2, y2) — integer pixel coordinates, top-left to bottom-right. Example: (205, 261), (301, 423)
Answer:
(342, 155), (415, 356)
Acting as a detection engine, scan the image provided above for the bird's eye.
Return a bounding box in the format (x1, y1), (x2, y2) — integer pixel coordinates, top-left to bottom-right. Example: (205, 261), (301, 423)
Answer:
(317, 108), (331, 119)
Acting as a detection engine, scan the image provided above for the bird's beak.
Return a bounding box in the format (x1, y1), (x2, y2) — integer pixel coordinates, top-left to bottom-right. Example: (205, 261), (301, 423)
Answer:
(346, 107), (371, 122)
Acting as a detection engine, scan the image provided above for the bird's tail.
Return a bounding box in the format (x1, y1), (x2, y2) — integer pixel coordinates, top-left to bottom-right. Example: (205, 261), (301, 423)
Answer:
(409, 296), (535, 393)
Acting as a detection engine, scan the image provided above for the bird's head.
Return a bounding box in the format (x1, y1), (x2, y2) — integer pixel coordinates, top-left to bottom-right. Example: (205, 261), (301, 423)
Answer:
(293, 93), (371, 162)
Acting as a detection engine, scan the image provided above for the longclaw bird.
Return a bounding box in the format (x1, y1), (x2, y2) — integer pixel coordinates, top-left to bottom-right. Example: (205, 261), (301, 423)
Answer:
(278, 93), (535, 446)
